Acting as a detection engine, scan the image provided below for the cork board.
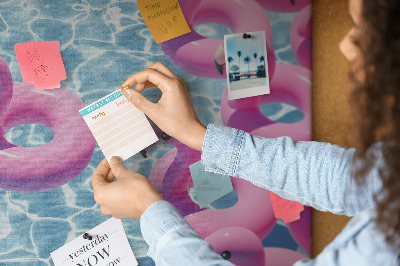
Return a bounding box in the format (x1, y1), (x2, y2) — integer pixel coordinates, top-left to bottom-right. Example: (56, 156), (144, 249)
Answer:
(312, 0), (353, 257)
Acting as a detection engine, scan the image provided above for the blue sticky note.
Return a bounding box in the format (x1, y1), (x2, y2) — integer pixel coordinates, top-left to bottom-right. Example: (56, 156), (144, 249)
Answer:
(189, 161), (234, 208)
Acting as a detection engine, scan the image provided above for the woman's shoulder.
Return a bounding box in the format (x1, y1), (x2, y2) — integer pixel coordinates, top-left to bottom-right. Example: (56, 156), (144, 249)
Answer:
(322, 209), (399, 265)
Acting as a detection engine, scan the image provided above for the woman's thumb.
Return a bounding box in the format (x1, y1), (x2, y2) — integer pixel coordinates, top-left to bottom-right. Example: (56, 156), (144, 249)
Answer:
(122, 89), (153, 115)
(109, 156), (127, 177)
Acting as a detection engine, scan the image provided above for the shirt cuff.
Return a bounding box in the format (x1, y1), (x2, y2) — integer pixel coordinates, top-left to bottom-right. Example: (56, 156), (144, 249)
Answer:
(201, 124), (245, 177)
(140, 200), (192, 259)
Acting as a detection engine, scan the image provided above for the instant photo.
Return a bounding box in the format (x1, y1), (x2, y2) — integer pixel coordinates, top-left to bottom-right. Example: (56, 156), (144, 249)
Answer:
(224, 31), (270, 100)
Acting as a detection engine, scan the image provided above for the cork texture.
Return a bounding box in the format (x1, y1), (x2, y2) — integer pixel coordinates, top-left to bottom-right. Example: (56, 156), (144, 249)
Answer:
(312, 0), (353, 257)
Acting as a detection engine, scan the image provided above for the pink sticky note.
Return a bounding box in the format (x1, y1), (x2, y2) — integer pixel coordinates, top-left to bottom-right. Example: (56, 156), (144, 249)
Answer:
(269, 191), (304, 223)
(14, 41), (67, 90)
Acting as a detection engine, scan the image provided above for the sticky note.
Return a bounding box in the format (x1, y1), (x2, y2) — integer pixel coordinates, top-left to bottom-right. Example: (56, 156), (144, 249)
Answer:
(269, 192), (304, 223)
(137, 0), (191, 44)
(51, 218), (138, 266)
(14, 41), (67, 90)
(189, 161), (234, 208)
(79, 90), (158, 162)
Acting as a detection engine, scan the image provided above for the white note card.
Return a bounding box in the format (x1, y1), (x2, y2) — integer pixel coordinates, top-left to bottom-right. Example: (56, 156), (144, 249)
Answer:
(51, 218), (138, 266)
(80, 90), (158, 162)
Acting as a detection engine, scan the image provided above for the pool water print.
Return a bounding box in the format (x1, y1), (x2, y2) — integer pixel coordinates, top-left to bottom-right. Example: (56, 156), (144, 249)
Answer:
(0, 0), (311, 265)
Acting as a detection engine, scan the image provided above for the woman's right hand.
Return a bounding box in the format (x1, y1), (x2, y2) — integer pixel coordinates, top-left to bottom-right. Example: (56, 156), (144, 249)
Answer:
(120, 61), (207, 151)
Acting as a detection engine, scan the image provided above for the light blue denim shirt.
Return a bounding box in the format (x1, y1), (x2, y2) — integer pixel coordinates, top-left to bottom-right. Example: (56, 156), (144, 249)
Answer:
(140, 124), (399, 265)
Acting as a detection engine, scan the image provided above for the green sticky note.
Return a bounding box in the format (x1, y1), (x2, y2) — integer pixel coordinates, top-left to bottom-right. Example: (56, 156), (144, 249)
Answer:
(189, 161), (233, 208)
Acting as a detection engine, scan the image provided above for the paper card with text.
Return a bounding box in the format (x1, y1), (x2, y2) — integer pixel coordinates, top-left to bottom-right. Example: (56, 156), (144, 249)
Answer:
(51, 218), (138, 266)
(137, 0), (191, 44)
(189, 161), (234, 208)
(14, 41), (67, 90)
(79, 90), (158, 162)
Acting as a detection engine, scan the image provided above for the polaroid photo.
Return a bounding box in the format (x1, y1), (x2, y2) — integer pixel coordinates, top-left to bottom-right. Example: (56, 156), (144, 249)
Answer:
(224, 31), (270, 100)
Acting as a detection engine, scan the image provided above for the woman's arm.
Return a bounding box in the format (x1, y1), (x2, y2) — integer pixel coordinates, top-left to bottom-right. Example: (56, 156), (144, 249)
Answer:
(141, 201), (235, 266)
(92, 158), (234, 266)
(119, 61), (381, 216)
(202, 124), (382, 216)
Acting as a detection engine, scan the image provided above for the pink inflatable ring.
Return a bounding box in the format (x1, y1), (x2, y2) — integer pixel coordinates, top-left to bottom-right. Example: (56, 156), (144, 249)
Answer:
(221, 63), (311, 141)
(0, 57), (95, 192)
(160, 0), (275, 79)
(256, 0), (311, 12)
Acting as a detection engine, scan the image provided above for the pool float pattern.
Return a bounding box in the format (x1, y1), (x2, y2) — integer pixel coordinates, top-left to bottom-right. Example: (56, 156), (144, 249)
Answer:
(0, 57), (96, 192)
(256, 0), (312, 13)
(0, 0), (312, 265)
(221, 63), (311, 140)
(149, 136), (311, 262)
(205, 227), (309, 265)
(160, 0), (276, 80)
(291, 5), (312, 69)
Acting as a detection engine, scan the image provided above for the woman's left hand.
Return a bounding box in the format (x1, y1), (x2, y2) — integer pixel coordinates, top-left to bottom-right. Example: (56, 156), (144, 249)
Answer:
(91, 157), (164, 219)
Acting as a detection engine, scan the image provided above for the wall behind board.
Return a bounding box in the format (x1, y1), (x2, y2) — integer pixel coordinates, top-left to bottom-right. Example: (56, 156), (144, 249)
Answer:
(312, 0), (354, 257)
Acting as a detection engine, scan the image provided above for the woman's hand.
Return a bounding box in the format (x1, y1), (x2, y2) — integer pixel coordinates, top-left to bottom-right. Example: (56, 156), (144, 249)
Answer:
(120, 61), (206, 151)
(92, 157), (164, 219)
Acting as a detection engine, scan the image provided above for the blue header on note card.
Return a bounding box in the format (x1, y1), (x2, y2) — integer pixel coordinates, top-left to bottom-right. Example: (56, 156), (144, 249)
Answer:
(80, 91), (123, 116)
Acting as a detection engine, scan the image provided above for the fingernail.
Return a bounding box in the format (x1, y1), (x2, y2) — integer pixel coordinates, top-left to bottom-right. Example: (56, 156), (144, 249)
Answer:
(110, 156), (122, 165)
(124, 89), (133, 100)
(121, 85), (130, 91)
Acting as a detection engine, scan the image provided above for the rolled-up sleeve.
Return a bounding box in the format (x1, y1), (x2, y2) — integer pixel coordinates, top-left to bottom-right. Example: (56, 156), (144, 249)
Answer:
(201, 124), (382, 216)
(140, 200), (234, 265)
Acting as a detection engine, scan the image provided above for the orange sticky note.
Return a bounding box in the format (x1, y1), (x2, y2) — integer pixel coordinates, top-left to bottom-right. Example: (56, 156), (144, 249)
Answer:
(269, 192), (304, 223)
(14, 41), (67, 90)
(137, 0), (191, 44)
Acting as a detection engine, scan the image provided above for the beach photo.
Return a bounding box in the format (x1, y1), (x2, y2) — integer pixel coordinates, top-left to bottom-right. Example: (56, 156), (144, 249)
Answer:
(224, 31), (270, 100)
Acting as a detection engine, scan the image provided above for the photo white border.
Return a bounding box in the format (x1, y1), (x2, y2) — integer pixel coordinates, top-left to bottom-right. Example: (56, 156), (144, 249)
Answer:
(224, 31), (270, 100)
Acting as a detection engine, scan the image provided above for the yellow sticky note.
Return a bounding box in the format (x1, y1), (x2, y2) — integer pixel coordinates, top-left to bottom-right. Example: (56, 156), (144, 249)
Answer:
(137, 0), (191, 44)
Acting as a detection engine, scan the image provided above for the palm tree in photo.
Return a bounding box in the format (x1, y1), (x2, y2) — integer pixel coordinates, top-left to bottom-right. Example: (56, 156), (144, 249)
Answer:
(244, 56), (251, 77)
(253, 53), (258, 74)
(259, 55), (266, 77)
(227, 56), (233, 73)
(231, 64), (239, 72)
(260, 55), (265, 68)
(237, 51), (242, 77)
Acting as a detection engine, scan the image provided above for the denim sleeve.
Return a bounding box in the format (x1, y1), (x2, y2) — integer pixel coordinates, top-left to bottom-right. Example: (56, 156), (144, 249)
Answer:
(201, 124), (382, 216)
(140, 200), (235, 266)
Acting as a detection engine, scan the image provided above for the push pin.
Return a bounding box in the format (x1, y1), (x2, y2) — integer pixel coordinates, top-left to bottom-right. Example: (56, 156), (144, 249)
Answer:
(242, 33), (251, 39)
(83, 233), (93, 240)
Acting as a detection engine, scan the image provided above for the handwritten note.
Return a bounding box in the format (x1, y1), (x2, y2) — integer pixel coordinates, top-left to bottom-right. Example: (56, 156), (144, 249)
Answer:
(189, 161), (233, 208)
(51, 218), (138, 266)
(80, 90), (158, 163)
(137, 0), (191, 44)
(14, 41), (67, 90)
(269, 192), (304, 223)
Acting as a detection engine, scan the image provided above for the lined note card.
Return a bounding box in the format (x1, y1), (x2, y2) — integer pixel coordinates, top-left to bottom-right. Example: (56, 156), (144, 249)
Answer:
(80, 90), (158, 162)
(14, 41), (67, 90)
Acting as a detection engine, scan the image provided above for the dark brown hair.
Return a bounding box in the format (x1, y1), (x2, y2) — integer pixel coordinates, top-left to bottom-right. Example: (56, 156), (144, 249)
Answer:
(350, 0), (400, 252)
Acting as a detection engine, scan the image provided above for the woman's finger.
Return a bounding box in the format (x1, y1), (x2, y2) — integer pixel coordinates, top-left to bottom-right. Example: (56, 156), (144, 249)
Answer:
(121, 68), (174, 93)
(125, 62), (178, 92)
(147, 61), (178, 79)
(105, 169), (116, 183)
(135, 81), (156, 92)
(92, 159), (111, 189)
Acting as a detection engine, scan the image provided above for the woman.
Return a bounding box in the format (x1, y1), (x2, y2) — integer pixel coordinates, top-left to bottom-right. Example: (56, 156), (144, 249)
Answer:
(91, 0), (400, 264)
